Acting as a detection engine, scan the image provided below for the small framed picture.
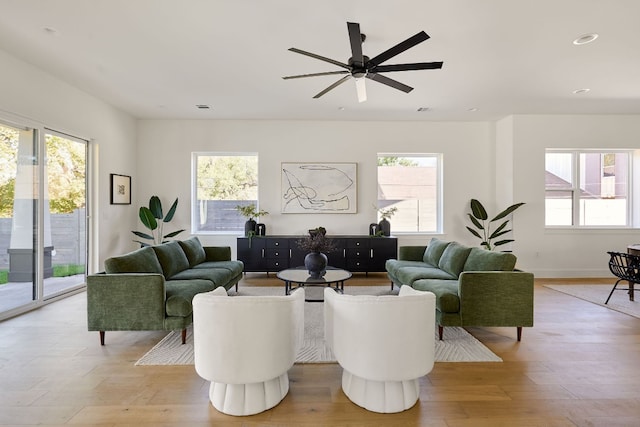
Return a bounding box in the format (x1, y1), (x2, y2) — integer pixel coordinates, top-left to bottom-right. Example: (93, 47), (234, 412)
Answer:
(110, 174), (131, 205)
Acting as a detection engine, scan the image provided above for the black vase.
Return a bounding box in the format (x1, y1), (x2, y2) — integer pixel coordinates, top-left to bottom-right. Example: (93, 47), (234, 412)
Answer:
(378, 218), (391, 236)
(304, 252), (328, 279)
(244, 219), (257, 237)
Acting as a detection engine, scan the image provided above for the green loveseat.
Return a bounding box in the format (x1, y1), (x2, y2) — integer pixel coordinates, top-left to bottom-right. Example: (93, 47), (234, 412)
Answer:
(87, 237), (243, 345)
(385, 238), (534, 341)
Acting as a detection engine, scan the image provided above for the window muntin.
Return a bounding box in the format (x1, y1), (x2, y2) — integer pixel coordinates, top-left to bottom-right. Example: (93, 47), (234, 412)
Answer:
(377, 154), (442, 233)
(545, 150), (630, 227)
(192, 153), (259, 234)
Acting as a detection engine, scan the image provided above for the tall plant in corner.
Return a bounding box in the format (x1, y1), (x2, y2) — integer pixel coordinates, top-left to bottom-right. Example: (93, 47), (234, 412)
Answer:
(466, 199), (525, 251)
(132, 196), (185, 246)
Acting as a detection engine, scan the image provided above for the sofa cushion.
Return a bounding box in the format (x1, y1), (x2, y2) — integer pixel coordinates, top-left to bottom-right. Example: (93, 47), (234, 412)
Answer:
(192, 260), (244, 277)
(385, 259), (432, 278)
(423, 238), (451, 267)
(412, 279), (460, 313)
(396, 266), (457, 285)
(104, 246), (163, 274)
(153, 241), (190, 279)
(463, 247), (517, 271)
(438, 242), (472, 277)
(171, 267), (238, 286)
(179, 237), (206, 267)
(164, 279), (217, 317)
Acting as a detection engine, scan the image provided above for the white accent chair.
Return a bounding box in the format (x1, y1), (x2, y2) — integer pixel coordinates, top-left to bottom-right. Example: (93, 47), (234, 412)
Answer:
(193, 286), (304, 416)
(324, 285), (436, 413)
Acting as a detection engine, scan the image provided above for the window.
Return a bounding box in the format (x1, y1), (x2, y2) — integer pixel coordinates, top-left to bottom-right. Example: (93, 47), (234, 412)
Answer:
(545, 150), (630, 227)
(377, 154), (442, 233)
(192, 153), (259, 233)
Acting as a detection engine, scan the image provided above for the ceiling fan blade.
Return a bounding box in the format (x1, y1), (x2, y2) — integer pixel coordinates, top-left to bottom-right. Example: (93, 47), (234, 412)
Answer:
(282, 71), (349, 80)
(288, 48), (350, 70)
(355, 78), (367, 103)
(367, 31), (430, 68)
(313, 75), (352, 99)
(373, 61), (443, 73)
(347, 22), (364, 68)
(367, 73), (413, 93)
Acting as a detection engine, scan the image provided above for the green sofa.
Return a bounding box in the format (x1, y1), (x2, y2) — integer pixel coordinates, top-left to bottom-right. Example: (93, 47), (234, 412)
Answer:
(87, 237), (243, 345)
(385, 238), (534, 341)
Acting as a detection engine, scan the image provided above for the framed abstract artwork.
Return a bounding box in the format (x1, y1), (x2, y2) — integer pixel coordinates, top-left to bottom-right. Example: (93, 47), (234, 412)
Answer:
(110, 173), (131, 205)
(281, 162), (357, 213)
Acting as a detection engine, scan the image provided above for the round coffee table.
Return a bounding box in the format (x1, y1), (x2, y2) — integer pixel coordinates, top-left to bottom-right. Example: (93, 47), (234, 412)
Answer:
(276, 266), (352, 302)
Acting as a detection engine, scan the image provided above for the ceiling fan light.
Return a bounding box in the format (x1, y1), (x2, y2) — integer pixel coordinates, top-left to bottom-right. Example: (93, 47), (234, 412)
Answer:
(355, 78), (367, 103)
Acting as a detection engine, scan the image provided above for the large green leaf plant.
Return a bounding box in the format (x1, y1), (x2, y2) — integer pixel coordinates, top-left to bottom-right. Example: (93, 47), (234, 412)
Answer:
(132, 196), (185, 246)
(466, 199), (525, 251)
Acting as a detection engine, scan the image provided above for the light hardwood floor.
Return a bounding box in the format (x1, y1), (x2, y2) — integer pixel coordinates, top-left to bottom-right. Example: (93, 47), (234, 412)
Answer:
(1, 273), (639, 426)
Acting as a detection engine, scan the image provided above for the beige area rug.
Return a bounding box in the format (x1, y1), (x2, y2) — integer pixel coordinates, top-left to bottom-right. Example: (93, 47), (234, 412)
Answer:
(544, 283), (640, 319)
(135, 285), (502, 365)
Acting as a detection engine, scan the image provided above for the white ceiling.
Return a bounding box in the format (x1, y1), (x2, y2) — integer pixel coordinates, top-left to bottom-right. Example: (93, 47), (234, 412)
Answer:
(1, 0), (639, 122)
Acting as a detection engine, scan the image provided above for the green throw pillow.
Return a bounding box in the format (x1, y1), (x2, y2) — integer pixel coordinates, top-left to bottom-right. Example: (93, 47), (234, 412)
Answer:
(438, 242), (472, 277)
(104, 246), (163, 274)
(463, 247), (517, 271)
(179, 236), (206, 267)
(153, 241), (190, 279)
(423, 238), (451, 266)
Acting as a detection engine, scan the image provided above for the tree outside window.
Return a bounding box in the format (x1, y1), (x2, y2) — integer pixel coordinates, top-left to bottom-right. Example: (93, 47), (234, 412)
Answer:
(193, 153), (259, 233)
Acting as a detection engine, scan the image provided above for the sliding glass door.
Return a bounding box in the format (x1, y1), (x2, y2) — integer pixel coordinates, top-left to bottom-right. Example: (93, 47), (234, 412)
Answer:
(43, 131), (87, 298)
(0, 122), (39, 314)
(0, 121), (88, 318)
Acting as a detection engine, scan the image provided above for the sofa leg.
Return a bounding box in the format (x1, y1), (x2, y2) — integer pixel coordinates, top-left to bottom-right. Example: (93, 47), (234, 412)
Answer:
(390, 281), (394, 291)
(99, 331), (105, 346)
(235, 282), (238, 292)
(438, 325), (443, 341)
(516, 327), (522, 342)
(181, 328), (187, 344)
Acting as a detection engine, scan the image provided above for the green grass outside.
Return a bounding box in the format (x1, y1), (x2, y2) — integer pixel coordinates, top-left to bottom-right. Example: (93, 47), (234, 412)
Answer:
(0, 264), (84, 285)
(53, 264), (86, 277)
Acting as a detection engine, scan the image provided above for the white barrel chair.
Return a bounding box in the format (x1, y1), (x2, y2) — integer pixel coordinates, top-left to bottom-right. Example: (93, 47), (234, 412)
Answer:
(324, 285), (435, 413)
(193, 286), (304, 416)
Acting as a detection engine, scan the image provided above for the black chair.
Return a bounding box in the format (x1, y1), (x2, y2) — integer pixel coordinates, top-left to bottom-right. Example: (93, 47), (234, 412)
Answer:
(606, 251), (640, 304)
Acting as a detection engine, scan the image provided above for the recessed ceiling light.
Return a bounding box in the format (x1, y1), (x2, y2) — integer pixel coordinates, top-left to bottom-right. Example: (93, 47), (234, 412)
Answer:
(467, 107), (478, 112)
(338, 106), (346, 111)
(417, 107), (429, 112)
(43, 27), (59, 36)
(196, 104), (211, 109)
(573, 33), (598, 45)
(573, 88), (590, 94)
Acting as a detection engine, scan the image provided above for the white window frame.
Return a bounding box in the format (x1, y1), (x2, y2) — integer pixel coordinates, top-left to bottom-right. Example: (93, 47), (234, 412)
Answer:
(191, 152), (259, 235)
(376, 153), (443, 234)
(545, 149), (633, 228)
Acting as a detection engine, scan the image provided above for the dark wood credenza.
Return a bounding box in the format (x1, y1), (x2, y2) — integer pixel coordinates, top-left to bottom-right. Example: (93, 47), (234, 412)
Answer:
(236, 235), (398, 274)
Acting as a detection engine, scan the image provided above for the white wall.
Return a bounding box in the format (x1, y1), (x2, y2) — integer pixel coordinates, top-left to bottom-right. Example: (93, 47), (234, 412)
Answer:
(0, 49), (138, 271)
(4, 46), (638, 277)
(511, 115), (640, 277)
(137, 119), (494, 253)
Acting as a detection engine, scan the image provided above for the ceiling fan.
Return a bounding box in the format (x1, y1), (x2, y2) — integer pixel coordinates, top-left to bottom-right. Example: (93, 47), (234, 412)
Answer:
(282, 22), (443, 103)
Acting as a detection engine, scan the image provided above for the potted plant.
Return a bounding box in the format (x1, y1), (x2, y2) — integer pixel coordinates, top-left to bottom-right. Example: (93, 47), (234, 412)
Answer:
(466, 199), (525, 251)
(296, 230), (336, 279)
(374, 204), (398, 237)
(132, 196), (185, 247)
(235, 204), (269, 237)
